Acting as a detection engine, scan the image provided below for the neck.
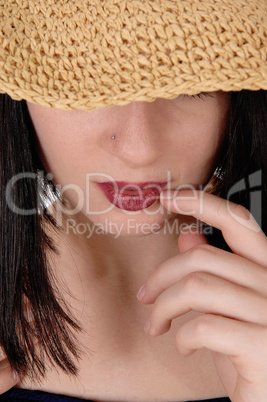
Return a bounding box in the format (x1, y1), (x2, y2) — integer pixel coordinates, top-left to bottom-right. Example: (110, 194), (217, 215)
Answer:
(44, 212), (181, 300)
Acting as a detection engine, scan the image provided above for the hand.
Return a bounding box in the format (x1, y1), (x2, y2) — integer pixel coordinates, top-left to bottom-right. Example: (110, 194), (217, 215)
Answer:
(0, 347), (20, 394)
(137, 190), (267, 402)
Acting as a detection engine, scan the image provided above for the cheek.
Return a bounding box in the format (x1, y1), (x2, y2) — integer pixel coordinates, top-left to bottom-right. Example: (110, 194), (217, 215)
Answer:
(177, 109), (227, 184)
(28, 112), (81, 182)
(35, 127), (69, 179)
(40, 136), (88, 190)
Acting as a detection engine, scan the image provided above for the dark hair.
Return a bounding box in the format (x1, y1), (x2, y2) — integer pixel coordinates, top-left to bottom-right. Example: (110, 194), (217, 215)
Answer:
(207, 90), (267, 246)
(0, 95), (81, 380)
(0, 90), (266, 379)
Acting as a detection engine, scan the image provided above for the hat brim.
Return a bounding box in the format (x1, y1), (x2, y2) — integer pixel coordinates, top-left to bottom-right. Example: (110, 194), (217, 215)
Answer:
(0, 0), (266, 111)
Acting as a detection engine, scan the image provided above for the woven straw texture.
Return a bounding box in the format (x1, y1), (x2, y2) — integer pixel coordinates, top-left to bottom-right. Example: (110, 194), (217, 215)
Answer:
(0, 0), (266, 111)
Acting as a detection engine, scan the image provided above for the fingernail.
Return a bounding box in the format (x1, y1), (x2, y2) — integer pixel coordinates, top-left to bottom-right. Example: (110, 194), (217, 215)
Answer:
(137, 284), (146, 301)
(144, 319), (151, 335)
(160, 190), (176, 201)
(12, 370), (19, 381)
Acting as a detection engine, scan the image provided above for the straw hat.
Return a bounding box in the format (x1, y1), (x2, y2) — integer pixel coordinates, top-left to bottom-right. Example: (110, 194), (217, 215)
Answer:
(0, 0), (266, 111)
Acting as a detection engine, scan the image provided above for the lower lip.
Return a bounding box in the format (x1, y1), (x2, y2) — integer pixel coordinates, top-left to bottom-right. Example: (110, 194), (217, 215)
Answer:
(96, 182), (167, 211)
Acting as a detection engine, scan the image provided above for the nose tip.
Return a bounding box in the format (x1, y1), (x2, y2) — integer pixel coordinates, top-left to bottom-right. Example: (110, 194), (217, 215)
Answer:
(103, 101), (162, 167)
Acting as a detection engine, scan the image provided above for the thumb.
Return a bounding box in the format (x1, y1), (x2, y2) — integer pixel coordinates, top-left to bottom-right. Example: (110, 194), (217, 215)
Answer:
(178, 226), (209, 253)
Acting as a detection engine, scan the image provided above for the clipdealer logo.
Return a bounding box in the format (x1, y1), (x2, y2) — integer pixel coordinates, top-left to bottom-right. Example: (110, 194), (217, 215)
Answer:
(4, 170), (263, 232)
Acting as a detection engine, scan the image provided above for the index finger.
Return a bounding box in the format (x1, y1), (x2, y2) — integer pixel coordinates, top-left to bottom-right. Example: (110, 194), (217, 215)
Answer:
(160, 189), (267, 267)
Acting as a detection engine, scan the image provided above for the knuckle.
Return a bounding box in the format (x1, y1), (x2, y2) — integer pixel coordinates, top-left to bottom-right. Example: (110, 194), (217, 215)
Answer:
(194, 314), (214, 338)
(182, 271), (209, 295)
(187, 244), (217, 264)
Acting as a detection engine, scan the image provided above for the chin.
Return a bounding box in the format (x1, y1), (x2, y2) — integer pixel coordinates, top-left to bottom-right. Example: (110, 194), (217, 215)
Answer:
(84, 205), (177, 239)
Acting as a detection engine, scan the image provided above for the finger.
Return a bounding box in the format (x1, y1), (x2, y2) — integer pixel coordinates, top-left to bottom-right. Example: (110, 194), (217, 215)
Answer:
(176, 314), (240, 356)
(147, 272), (267, 336)
(176, 315), (267, 401)
(176, 314), (267, 381)
(140, 244), (267, 305)
(0, 363), (20, 394)
(178, 229), (209, 253)
(160, 190), (267, 266)
(137, 225), (208, 303)
(137, 225), (209, 305)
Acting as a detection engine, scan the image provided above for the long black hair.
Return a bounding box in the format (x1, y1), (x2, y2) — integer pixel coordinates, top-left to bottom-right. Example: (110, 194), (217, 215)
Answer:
(0, 95), (81, 380)
(0, 90), (266, 379)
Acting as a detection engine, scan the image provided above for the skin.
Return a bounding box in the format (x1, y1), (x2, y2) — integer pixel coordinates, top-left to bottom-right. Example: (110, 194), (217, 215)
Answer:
(140, 190), (267, 401)
(0, 359), (20, 394)
(5, 91), (267, 400)
(26, 92), (229, 241)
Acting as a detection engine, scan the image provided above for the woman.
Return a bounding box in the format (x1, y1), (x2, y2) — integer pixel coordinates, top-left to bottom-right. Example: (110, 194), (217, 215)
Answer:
(0, 0), (267, 401)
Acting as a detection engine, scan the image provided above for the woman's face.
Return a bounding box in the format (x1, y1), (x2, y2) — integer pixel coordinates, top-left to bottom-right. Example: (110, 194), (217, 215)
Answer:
(27, 92), (230, 237)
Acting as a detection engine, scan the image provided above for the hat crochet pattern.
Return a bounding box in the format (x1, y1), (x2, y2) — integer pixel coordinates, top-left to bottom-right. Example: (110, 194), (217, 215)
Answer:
(0, 0), (266, 112)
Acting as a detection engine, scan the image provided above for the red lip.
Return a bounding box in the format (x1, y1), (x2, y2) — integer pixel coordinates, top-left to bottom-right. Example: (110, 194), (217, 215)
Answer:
(96, 181), (167, 211)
